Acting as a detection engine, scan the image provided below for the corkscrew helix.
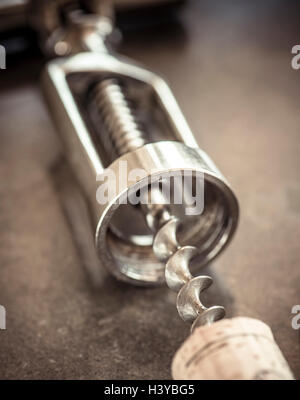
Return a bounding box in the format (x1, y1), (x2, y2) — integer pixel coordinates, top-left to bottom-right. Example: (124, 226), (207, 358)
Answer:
(41, 1), (239, 329)
(150, 211), (226, 329)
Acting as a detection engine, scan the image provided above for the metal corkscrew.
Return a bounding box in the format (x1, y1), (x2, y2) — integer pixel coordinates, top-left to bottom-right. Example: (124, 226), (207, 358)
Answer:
(91, 76), (226, 328)
(39, 0), (238, 328)
(2, 0), (294, 380)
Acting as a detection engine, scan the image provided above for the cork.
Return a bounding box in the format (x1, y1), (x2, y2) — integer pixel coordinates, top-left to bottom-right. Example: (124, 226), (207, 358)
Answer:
(172, 317), (294, 380)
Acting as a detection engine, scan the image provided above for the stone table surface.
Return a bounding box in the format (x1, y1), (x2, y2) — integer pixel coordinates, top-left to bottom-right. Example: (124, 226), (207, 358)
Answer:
(0, 0), (299, 379)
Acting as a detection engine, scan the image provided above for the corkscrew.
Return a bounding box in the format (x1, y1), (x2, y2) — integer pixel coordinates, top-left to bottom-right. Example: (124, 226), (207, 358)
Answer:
(34, 1), (293, 379)
(91, 77), (227, 329)
(39, 1), (238, 329)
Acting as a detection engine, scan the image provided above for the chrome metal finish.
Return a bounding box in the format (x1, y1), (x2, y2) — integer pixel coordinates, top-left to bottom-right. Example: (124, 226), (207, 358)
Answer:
(92, 79), (147, 156)
(90, 84), (228, 324)
(94, 141), (238, 289)
(152, 214), (226, 328)
(39, 0), (239, 327)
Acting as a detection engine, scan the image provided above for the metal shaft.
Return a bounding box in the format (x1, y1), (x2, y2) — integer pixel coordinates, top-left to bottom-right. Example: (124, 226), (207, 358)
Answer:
(93, 79), (147, 156)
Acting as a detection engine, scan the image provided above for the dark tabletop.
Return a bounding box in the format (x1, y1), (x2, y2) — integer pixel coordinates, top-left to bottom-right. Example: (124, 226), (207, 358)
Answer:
(0, 0), (300, 379)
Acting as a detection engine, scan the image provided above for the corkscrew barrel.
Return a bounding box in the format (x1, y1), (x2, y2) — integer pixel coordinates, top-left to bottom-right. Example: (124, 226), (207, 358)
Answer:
(43, 46), (239, 287)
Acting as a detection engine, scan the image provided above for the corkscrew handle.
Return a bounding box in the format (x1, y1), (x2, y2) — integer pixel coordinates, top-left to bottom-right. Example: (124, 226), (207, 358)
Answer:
(172, 317), (294, 380)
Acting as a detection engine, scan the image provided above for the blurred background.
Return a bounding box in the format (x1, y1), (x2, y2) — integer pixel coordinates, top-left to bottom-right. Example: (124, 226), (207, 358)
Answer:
(0, 0), (300, 379)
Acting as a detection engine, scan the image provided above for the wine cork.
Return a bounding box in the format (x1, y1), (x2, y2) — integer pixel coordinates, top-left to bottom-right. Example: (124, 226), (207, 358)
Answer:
(172, 317), (294, 380)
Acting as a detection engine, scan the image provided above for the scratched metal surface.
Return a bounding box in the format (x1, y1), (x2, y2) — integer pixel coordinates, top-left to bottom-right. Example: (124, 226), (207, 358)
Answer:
(0, 0), (300, 379)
